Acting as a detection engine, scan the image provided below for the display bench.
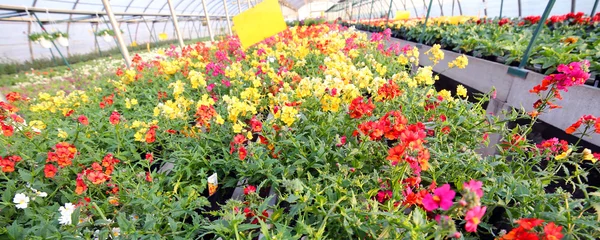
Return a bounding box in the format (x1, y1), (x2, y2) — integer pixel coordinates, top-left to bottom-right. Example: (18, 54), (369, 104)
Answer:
(361, 31), (600, 147)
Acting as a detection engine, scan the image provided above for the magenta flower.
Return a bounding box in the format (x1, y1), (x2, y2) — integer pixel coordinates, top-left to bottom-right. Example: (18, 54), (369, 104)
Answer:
(376, 190), (392, 203)
(336, 136), (347, 147)
(465, 206), (486, 232)
(422, 184), (456, 211)
(463, 179), (484, 198)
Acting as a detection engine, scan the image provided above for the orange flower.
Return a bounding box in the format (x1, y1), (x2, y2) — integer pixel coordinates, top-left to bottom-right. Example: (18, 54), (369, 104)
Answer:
(5, 92), (21, 102)
(87, 170), (108, 185)
(44, 164), (58, 178)
(0, 157), (15, 173)
(145, 125), (158, 143)
(516, 218), (544, 230)
(75, 177), (87, 195)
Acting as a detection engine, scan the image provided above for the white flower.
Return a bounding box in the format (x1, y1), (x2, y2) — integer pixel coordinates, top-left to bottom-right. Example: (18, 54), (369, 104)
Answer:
(111, 228), (121, 238)
(13, 193), (30, 209)
(58, 202), (76, 225)
(268, 56), (275, 63)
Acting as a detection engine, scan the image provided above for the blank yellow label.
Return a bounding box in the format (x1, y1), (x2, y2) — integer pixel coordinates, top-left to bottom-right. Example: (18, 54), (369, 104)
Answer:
(395, 11), (410, 20)
(233, 0), (287, 49)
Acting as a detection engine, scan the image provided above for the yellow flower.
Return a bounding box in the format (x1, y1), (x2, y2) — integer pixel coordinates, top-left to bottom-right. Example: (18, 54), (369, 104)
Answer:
(279, 106), (298, 126)
(215, 115), (225, 125)
(425, 44), (444, 65)
(456, 85), (467, 98)
(555, 148), (573, 160)
(134, 128), (147, 142)
(29, 120), (46, 130)
(168, 80), (185, 98)
(246, 131), (253, 140)
(448, 55), (468, 69)
(58, 130), (68, 139)
(125, 98), (138, 109)
(188, 70), (206, 89)
(320, 94), (342, 112)
(232, 122), (244, 133)
(438, 89), (454, 101)
(582, 148), (597, 163)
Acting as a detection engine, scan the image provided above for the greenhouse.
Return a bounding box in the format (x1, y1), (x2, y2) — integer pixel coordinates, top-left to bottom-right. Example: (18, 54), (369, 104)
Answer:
(1, 0), (600, 239)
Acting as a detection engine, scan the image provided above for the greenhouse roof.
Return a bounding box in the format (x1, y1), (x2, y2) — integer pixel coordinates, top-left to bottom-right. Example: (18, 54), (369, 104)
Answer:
(0, 0), (259, 23)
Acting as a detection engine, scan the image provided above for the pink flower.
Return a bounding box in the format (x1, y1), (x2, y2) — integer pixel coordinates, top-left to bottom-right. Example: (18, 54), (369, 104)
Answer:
(206, 83), (216, 92)
(463, 179), (483, 198)
(465, 206), (486, 232)
(336, 136), (347, 147)
(422, 184), (455, 211)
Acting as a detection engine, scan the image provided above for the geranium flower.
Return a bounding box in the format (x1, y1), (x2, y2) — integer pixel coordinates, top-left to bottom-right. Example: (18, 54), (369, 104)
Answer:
(422, 184), (456, 211)
(13, 193), (30, 209)
(465, 206), (486, 232)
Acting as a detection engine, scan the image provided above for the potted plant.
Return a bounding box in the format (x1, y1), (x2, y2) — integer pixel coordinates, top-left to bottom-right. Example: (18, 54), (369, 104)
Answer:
(52, 32), (69, 47)
(95, 29), (122, 42)
(28, 32), (54, 48)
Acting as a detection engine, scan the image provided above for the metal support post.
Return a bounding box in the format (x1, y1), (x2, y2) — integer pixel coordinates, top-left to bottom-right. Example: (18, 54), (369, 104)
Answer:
(507, 0), (556, 78)
(201, 0), (214, 41)
(101, 0), (132, 68)
(367, 0), (375, 31)
(592, 0), (599, 16)
(417, 0), (433, 46)
(167, 0), (185, 48)
(222, 0), (233, 35)
(386, 0), (394, 24)
(517, 0), (522, 17)
(482, 0), (487, 16)
(237, 0), (242, 13)
(499, 0), (504, 18)
(32, 13), (72, 70)
(357, 0), (363, 21)
(437, 0), (444, 16)
(409, 0), (418, 17)
(571, 0), (575, 13)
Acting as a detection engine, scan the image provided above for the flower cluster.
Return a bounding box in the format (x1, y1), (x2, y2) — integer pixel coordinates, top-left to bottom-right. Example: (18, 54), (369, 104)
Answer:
(0, 155), (22, 173)
(499, 218), (563, 240)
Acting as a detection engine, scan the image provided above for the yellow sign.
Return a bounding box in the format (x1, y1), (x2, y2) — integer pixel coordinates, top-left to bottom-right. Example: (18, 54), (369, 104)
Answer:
(232, 0), (287, 49)
(395, 11), (410, 20)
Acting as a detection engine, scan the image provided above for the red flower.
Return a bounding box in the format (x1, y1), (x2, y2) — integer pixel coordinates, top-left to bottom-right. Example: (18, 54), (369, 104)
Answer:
(441, 126), (451, 134)
(109, 111), (120, 125)
(348, 97), (375, 119)
(543, 222), (563, 240)
(244, 185), (257, 195)
(516, 218), (544, 230)
(5, 92), (21, 102)
(1, 122), (14, 137)
(145, 172), (153, 182)
(238, 146), (248, 160)
(145, 153), (154, 164)
(44, 164), (58, 178)
(249, 116), (263, 132)
(78, 115), (89, 126)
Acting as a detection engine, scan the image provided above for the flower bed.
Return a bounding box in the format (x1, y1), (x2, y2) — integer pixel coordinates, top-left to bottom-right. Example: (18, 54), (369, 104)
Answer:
(345, 12), (600, 78)
(1, 24), (599, 239)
